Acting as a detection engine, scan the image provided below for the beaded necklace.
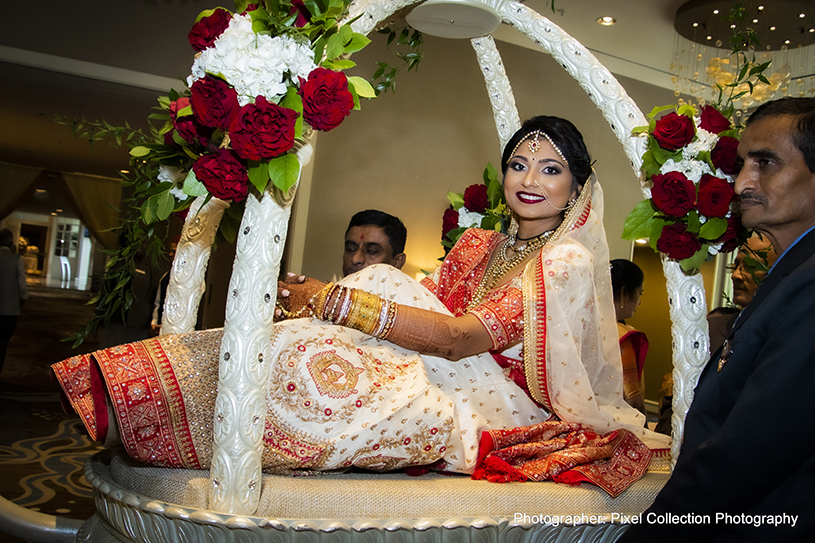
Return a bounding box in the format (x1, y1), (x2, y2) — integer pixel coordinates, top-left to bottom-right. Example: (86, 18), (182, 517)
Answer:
(467, 229), (555, 310)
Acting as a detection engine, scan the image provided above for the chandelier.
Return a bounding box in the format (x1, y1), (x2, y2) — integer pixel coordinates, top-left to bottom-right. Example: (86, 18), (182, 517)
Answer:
(670, 0), (815, 113)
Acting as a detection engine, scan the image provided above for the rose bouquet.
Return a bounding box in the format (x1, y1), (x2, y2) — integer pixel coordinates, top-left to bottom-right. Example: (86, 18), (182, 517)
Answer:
(130, 0), (375, 229)
(622, 103), (748, 271)
(440, 163), (509, 255)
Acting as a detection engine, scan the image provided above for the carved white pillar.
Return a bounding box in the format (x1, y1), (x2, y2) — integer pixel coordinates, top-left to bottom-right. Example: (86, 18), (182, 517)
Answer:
(471, 35), (521, 153)
(209, 142), (313, 515)
(161, 196), (229, 335)
(663, 258), (709, 466)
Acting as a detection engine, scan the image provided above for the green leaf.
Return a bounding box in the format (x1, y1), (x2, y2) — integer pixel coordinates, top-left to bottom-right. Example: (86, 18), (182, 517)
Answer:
(347, 76), (376, 98)
(268, 153), (301, 193)
(343, 33), (370, 54)
(281, 87), (304, 139)
(687, 210), (701, 233)
(446, 191), (464, 210)
(483, 163), (502, 205)
(445, 226), (467, 243)
(248, 160), (270, 194)
(700, 217), (727, 241)
(130, 146), (151, 157)
(182, 169), (209, 197)
(155, 191), (175, 221)
(680, 246), (709, 273)
(322, 59), (356, 70)
(622, 199), (659, 240)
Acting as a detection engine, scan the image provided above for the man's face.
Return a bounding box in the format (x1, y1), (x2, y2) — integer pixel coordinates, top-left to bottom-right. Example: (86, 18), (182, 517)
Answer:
(342, 225), (398, 277)
(730, 236), (776, 308)
(735, 115), (815, 252)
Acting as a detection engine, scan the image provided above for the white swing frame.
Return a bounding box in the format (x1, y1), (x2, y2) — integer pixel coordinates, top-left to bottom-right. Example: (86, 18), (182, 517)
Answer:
(0, 1), (711, 541)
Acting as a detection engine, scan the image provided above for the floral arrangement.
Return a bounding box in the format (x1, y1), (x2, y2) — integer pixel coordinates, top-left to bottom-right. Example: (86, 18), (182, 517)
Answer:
(440, 163), (509, 255)
(131, 0), (376, 226)
(622, 103), (748, 271)
(622, 1), (772, 272)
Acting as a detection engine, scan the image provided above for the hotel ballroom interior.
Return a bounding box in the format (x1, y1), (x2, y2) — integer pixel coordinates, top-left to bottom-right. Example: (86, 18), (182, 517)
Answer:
(1, 0), (813, 541)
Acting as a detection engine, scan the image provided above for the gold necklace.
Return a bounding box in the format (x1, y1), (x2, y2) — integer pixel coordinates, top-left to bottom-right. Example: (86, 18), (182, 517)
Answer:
(468, 229), (554, 310)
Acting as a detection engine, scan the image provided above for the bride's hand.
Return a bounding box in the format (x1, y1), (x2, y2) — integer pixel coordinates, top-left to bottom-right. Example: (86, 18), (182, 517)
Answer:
(275, 275), (326, 320)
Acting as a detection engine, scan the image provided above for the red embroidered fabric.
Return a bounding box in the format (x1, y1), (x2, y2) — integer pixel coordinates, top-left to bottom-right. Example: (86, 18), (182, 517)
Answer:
(472, 420), (652, 497)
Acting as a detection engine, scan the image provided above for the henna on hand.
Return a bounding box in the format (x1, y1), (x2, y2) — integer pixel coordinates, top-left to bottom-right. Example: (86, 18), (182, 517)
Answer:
(386, 305), (490, 360)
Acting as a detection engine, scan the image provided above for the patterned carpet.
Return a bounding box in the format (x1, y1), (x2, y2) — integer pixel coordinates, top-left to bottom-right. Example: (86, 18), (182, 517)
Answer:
(0, 286), (102, 541)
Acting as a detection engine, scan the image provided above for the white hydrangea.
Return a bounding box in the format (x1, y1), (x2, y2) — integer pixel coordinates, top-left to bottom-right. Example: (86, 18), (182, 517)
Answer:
(660, 157), (713, 184)
(158, 165), (189, 201)
(157, 165), (186, 185)
(188, 14), (316, 106)
(458, 208), (484, 229)
(682, 127), (718, 159)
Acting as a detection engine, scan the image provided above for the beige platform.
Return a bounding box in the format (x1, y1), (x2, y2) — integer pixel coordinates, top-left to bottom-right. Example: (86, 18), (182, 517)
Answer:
(81, 447), (667, 542)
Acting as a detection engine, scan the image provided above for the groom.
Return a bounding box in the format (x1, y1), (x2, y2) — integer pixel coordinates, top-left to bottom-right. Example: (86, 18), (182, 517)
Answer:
(621, 98), (815, 541)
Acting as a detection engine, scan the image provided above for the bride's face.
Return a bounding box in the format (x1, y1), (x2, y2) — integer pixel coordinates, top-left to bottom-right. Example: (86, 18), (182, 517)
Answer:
(503, 141), (577, 234)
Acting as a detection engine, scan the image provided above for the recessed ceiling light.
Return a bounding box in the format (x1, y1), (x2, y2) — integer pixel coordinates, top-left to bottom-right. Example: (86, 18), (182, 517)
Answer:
(730, 24), (736, 29)
(706, 35), (712, 40)
(596, 16), (616, 26)
(693, 22), (699, 27)
(800, 13), (806, 18)
(56, 209), (63, 213)
(758, 5), (764, 10)
(752, 19), (759, 23)
(713, 9), (719, 15)
(770, 26), (777, 31)
(810, 28), (815, 33)
(635, 239), (648, 245)
(785, 39), (791, 44)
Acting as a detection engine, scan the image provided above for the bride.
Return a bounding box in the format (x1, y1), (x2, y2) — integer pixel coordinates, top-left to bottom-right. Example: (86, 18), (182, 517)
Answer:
(53, 116), (669, 488)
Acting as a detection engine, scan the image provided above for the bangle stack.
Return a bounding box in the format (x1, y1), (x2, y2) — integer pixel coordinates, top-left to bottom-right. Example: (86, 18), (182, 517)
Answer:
(313, 283), (398, 340)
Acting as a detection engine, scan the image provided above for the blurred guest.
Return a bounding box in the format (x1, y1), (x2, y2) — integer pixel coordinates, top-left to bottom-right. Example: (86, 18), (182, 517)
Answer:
(610, 258), (647, 415)
(0, 228), (28, 374)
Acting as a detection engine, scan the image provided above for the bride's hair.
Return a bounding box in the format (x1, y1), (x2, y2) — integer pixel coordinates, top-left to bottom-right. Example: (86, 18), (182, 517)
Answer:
(501, 116), (592, 191)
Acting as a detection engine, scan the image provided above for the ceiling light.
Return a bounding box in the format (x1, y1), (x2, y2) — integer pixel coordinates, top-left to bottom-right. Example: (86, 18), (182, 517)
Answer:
(800, 13), (806, 18)
(770, 26), (776, 31)
(635, 239), (648, 245)
(596, 16), (616, 26)
(752, 19), (759, 23)
(712, 9), (719, 14)
(785, 39), (791, 44)
(693, 22), (699, 27)
(758, 5), (764, 10)
(706, 35), (712, 40)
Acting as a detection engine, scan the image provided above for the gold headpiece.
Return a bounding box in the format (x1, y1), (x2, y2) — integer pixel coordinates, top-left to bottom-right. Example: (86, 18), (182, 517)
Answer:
(507, 130), (569, 166)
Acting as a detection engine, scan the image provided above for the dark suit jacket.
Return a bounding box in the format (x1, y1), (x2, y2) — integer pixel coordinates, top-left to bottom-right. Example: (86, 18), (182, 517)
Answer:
(620, 228), (815, 542)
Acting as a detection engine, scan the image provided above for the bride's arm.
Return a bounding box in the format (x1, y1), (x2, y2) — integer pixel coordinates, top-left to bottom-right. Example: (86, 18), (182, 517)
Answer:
(316, 283), (495, 361)
(384, 306), (493, 361)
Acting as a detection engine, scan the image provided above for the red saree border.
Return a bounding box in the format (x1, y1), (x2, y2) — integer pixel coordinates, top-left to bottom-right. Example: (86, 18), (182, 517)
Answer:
(522, 255), (552, 411)
(95, 339), (201, 469)
(52, 354), (98, 440)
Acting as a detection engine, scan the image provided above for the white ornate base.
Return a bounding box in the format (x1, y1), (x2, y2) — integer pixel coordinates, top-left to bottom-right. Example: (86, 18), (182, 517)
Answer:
(77, 448), (662, 543)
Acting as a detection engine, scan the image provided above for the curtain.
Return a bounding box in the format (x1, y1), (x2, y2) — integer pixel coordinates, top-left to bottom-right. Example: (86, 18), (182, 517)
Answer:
(0, 162), (42, 221)
(62, 173), (122, 251)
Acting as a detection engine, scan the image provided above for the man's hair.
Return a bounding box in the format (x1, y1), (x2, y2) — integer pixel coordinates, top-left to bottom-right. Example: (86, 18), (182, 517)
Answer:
(345, 210), (407, 255)
(747, 97), (815, 173)
(0, 228), (13, 248)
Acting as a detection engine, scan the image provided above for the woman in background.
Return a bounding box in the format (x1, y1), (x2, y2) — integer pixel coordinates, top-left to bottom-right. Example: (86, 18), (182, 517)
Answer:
(611, 258), (647, 415)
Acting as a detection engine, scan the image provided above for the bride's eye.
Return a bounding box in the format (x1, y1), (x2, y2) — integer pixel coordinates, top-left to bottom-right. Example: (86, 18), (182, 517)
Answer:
(541, 165), (562, 175)
(509, 160), (526, 172)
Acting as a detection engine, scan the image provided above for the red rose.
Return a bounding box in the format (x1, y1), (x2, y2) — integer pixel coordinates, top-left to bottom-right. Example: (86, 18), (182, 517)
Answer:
(289, 0), (311, 27)
(699, 105), (731, 134)
(300, 68), (354, 132)
(241, 4), (260, 15)
(192, 149), (249, 202)
(711, 135), (739, 175)
(653, 112), (695, 151)
(697, 174), (735, 218)
(656, 222), (701, 260)
(717, 215), (747, 253)
(651, 171), (696, 217)
(442, 208), (459, 239)
(188, 8), (232, 52)
(229, 96), (298, 160)
(170, 97), (211, 146)
(463, 184), (489, 213)
(191, 76), (240, 130)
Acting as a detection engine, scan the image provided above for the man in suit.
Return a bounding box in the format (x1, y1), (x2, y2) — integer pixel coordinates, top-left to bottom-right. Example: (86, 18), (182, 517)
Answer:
(620, 97), (815, 541)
